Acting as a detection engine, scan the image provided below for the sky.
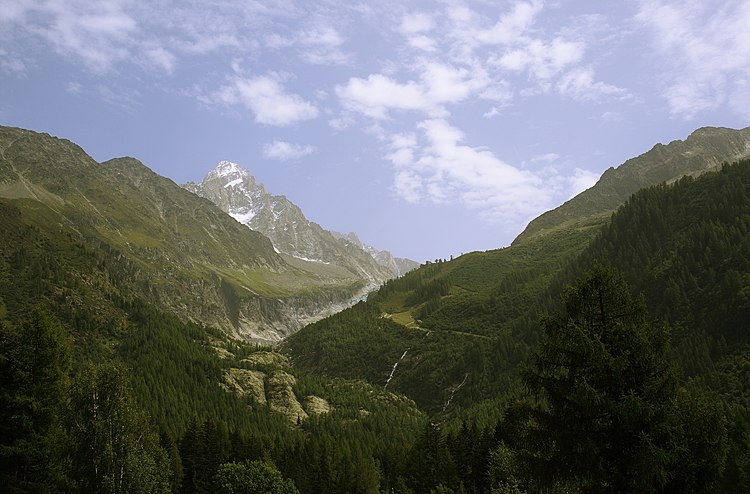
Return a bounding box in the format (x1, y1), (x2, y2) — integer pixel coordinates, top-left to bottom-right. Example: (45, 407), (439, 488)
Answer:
(2, 1), (750, 262)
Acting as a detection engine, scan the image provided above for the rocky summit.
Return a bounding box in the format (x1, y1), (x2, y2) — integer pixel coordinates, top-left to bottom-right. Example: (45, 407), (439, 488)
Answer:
(185, 161), (417, 282)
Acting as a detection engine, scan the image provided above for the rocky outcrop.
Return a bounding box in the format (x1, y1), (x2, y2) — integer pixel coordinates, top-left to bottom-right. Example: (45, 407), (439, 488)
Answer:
(221, 368), (267, 405)
(220, 351), (333, 423)
(303, 395), (332, 416)
(267, 371), (308, 423)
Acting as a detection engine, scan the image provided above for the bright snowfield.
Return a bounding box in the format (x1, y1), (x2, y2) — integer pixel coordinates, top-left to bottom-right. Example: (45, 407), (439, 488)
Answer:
(3, 1), (750, 261)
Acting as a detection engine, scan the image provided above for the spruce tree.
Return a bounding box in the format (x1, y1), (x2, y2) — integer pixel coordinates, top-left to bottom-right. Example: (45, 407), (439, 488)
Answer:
(0, 306), (71, 491)
(521, 263), (679, 492)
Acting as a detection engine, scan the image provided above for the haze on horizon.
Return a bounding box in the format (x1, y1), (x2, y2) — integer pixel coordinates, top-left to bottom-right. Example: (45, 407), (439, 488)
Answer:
(2, 0), (749, 262)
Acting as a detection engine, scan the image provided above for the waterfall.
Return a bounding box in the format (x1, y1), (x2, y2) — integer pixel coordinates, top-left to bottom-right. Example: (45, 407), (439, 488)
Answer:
(384, 350), (408, 389)
(442, 373), (469, 412)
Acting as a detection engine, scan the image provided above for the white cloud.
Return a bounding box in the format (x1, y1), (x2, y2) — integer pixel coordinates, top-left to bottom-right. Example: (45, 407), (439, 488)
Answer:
(495, 38), (585, 80)
(387, 119), (550, 221)
(383, 117), (604, 222)
(407, 35), (437, 52)
(531, 153), (560, 163)
(143, 46), (176, 73)
(422, 62), (488, 103)
(600, 111), (623, 122)
(336, 61), (490, 119)
(555, 67), (626, 101)
(182, 33), (242, 54)
(328, 113), (354, 131)
(382, 1), (622, 118)
(0, 0), (34, 25)
(1, 0), (347, 79)
(483, 107), (502, 119)
(400, 12), (434, 34)
(394, 169), (423, 203)
(386, 132), (418, 167)
(0, 47), (27, 74)
(400, 12), (437, 51)
(34, 0), (138, 73)
(637, 0), (750, 119)
(210, 74), (318, 126)
(267, 23), (351, 65)
(336, 74), (433, 119)
(475, 0), (543, 45)
(66, 81), (82, 94)
(263, 140), (315, 161)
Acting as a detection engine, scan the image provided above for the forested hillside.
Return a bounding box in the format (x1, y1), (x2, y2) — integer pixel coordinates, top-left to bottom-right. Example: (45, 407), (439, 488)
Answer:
(0, 193), (427, 492)
(283, 159), (750, 491)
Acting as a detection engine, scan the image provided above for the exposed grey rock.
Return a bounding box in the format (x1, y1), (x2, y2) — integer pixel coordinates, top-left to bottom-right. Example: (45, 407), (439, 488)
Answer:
(186, 161), (417, 280)
(331, 230), (420, 276)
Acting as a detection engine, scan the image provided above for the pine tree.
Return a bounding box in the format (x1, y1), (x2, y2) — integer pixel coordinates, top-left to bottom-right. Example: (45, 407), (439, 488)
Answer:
(0, 306), (71, 491)
(520, 264), (680, 492)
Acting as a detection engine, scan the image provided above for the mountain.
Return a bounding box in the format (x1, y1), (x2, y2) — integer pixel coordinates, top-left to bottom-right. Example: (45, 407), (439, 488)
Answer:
(0, 125), (428, 493)
(514, 125), (750, 244)
(284, 126), (750, 415)
(185, 161), (417, 283)
(330, 230), (420, 277)
(0, 127), (383, 344)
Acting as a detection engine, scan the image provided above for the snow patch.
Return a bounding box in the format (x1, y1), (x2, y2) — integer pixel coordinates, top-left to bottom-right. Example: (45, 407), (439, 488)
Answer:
(229, 209), (256, 224)
(292, 254), (330, 264)
(216, 160), (244, 178)
(224, 178), (243, 188)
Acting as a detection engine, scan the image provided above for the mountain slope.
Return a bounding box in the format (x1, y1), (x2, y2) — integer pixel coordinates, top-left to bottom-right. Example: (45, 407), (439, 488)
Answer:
(514, 126), (750, 244)
(185, 161), (415, 283)
(0, 187), (427, 493)
(284, 128), (750, 417)
(0, 126), (377, 343)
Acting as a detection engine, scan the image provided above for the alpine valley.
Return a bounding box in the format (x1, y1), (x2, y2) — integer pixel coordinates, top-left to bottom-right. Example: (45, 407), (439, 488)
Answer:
(3, 123), (750, 493)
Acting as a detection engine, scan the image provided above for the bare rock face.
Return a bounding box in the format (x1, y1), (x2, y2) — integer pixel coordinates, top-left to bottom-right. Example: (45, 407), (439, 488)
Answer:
(266, 370), (308, 423)
(241, 351), (291, 367)
(221, 368), (267, 406)
(331, 231), (420, 276)
(304, 395), (332, 416)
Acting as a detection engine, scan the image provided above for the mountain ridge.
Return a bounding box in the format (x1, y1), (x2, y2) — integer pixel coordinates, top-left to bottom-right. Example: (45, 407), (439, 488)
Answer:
(185, 160), (418, 282)
(0, 126), (382, 344)
(514, 125), (750, 244)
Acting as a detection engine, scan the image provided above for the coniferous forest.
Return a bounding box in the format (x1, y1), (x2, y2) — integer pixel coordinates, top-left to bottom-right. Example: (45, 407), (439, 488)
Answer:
(3, 126), (750, 492)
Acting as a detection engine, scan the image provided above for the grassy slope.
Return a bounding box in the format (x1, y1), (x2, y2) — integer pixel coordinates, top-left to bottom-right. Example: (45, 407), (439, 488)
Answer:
(514, 125), (750, 245)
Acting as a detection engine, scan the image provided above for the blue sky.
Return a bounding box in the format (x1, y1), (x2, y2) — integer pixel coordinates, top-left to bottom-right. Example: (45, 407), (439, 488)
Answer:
(2, 0), (749, 262)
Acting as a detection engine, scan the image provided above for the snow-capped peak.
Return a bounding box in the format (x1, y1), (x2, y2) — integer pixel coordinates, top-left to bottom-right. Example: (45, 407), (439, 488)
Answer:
(214, 160), (247, 179)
